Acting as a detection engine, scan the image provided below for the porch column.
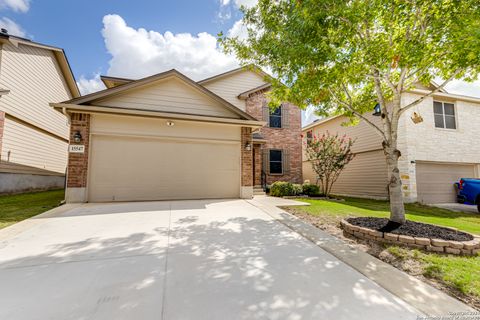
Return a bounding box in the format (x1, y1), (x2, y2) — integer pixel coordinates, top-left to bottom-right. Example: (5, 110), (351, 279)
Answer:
(241, 127), (253, 198)
(66, 113), (90, 203)
(253, 144), (262, 186)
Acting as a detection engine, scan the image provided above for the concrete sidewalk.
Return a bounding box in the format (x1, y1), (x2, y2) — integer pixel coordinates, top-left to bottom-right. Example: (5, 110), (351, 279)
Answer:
(430, 202), (479, 214)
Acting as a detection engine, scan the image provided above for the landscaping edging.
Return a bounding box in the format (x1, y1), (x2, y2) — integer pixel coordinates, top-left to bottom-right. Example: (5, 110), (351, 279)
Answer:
(340, 219), (480, 255)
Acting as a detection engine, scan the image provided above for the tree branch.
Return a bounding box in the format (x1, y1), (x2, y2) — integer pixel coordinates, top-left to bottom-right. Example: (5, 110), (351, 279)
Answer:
(328, 88), (387, 141)
(399, 68), (463, 115)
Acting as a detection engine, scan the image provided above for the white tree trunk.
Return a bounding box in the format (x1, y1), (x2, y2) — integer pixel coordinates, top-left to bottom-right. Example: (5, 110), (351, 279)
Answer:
(384, 145), (406, 224)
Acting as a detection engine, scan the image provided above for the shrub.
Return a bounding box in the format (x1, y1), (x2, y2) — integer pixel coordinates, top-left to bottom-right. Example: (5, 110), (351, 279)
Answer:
(302, 183), (320, 196)
(292, 184), (303, 196)
(270, 181), (295, 197)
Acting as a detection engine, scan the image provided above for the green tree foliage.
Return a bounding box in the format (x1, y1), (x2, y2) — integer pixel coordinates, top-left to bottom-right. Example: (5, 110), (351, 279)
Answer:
(221, 0), (480, 224)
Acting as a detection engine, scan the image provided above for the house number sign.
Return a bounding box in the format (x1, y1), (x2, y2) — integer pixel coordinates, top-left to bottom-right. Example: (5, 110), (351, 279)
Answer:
(69, 145), (85, 153)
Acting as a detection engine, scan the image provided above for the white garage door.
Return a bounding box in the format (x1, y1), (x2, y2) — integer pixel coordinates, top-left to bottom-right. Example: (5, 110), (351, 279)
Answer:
(88, 135), (240, 202)
(416, 162), (475, 204)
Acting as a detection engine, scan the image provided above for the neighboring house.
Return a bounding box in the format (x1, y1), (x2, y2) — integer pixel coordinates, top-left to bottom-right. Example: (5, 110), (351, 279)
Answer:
(303, 85), (480, 204)
(52, 66), (302, 203)
(0, 30), (80, 193)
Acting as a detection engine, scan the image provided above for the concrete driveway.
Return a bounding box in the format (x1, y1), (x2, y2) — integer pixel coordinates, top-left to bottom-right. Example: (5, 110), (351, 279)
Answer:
(0, 199), (419, 320)
(430, 202), (479, 214)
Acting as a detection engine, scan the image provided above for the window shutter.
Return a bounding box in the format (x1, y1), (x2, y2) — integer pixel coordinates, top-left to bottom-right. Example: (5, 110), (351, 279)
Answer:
(262, 105), (270, 127)
(281, 104), (289, 128)
(262, 149), (270, 173)
(282, 149), (290, 175)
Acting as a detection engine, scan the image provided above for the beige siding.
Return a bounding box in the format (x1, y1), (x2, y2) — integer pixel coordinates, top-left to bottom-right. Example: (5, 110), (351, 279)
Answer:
(1, 117), (67, 174)
(0, 42), (71, 138)
(202, 70), (267, 112)
(416, 162), (475, 203)
(303, 115), (384, 157)
(303, 150), (388, 198)
(90, 114), (241, 142)
(94, 77), (241, 118)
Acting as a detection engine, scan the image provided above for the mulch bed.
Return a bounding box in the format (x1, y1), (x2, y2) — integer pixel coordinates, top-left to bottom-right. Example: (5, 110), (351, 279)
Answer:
(347, 217), (474, 241)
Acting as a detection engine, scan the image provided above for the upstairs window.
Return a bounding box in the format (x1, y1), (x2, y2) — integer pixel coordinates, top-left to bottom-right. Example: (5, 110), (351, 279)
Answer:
(269, 149), (283, 174)
(433, 101), (456, 129)
(269, 105), (282, 128)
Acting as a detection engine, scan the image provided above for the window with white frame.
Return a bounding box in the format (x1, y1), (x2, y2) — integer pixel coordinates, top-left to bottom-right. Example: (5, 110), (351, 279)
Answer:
(433, 101), (456, 129)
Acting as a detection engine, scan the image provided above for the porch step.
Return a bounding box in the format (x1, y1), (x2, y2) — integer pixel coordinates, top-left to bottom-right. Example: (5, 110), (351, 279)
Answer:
(253, 186), (266, 196)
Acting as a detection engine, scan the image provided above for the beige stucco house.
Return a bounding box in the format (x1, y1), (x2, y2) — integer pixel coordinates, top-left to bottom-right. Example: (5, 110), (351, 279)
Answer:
(53, 66), (302, 203)
(0, 30), (80, 193)
(303, 87), (480, 204)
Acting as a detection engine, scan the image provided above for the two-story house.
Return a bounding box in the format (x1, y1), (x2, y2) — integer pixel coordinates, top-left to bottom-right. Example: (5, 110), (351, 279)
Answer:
(303, 86), (480, 204)
(0, 30), (80, 193)
(52, 66), (302, 203)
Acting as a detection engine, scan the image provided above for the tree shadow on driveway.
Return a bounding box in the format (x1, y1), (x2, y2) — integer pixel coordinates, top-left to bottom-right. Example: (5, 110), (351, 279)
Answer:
(0, 200), (418, 320)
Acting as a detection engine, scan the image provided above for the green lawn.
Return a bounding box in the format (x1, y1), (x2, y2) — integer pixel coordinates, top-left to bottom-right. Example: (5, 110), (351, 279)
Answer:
(294, 197), (480, 235)
(286, 197), (480, 305)
(388, 246), (480, 299)
(0, 189), (65, 229)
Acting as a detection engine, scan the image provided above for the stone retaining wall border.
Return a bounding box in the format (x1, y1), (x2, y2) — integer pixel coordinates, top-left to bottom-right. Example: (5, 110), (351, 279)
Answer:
(340, 219), (480, 256)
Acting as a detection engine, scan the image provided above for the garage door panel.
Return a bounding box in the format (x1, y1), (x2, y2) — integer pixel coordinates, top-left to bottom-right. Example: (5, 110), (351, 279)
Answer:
(416, 162), (475, 204)
(88, 135), (240, 202)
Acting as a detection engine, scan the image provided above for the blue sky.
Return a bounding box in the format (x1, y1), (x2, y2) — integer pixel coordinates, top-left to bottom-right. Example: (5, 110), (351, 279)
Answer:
(1, 0), (479, 125)
(2, 0), (244, 82)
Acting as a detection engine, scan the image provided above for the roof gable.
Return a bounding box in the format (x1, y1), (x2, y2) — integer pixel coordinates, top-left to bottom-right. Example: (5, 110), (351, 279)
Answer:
(198, 65), (269, 85)
(100, 75), (132, 88)
(200, 67), (269, 111)
(65, 70), (255, 120)
(0, 34), (80, 98)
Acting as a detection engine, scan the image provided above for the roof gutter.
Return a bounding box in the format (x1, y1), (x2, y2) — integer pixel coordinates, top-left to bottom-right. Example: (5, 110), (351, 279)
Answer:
(408, 89), (480, 104)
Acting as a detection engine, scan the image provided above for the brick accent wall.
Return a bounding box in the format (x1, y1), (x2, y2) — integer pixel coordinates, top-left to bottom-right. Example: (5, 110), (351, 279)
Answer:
(253, 144), (262, 186)
(246, 91), (303, 184)
(67, 113), (90, 188)
(241, 127), (253, 187)
(0, 111), (4, 159)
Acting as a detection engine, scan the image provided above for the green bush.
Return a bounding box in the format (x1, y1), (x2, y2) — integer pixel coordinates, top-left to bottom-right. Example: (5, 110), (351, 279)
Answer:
(270, 181), (295, 197)
(292, 184), (303, 195)
(302, 183), (321, 196)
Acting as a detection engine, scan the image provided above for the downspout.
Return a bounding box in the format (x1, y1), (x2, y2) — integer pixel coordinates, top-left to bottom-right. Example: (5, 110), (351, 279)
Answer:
(62, 106), (71, 202)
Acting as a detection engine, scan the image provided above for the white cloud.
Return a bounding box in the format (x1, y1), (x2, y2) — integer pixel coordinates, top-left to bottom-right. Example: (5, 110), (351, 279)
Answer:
(228, 19), (248, 40)
(444, 80), (480, 98)
(221, 0), (257, 9)
(0, 0), (29, 12)
(101, 14), (239, 81)
(0, 17), (25, 37)
(302, 106), (321, 126)
(77, 74), (106, 95)
(217, 10), (231, 21)
(234, 0), (257, 8)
